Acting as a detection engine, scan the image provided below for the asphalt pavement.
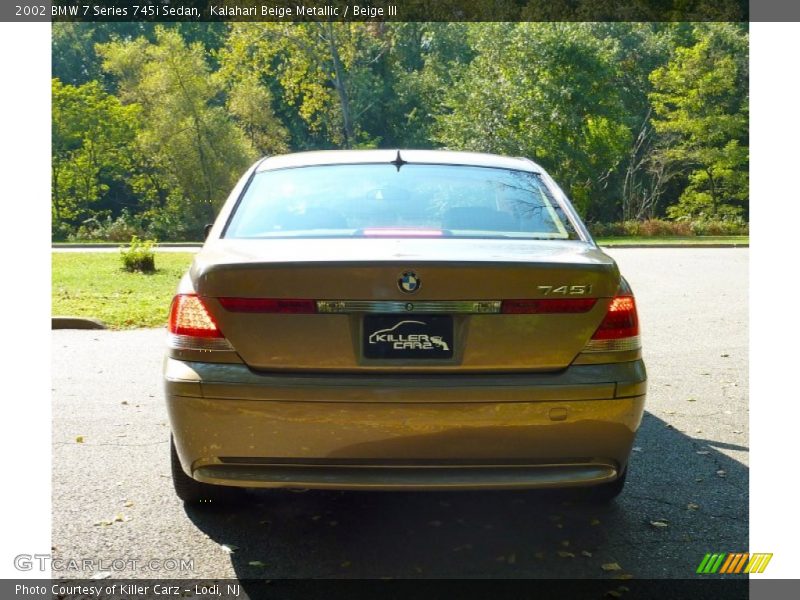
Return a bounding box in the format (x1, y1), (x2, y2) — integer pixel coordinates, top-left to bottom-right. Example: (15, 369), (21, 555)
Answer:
(51, 248), (748, 580)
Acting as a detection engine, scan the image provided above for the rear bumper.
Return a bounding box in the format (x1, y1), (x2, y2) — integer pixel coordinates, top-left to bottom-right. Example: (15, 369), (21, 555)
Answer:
(165, 358), (646, 491)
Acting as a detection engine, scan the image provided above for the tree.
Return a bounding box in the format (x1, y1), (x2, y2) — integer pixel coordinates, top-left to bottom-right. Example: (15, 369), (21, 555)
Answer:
(649, 24), (749, 219)
(436, 23), (632, 219)
(52, 78), (140, 231)
(218, 23), (390, 149)
(53, 22), (229, 87)
(97, 27), (257, 236)
(380, 23), (474, 148)
(226, 74), (290, 156)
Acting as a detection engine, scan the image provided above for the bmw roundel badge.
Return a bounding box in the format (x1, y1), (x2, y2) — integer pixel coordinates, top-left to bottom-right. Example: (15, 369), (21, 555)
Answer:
(398, 271), (420, 294)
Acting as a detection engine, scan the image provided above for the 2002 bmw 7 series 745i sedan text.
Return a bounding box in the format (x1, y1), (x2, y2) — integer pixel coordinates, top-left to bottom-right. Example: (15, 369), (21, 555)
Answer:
(164, 150), (646, 504)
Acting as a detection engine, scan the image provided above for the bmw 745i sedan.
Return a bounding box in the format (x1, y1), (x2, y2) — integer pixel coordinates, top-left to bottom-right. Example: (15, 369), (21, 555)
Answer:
(164, 150), (646, 504)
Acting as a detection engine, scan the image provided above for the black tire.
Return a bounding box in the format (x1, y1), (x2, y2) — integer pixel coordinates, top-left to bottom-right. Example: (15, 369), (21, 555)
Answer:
(170, 436), (243, 505)
(587, 468), (627, 503)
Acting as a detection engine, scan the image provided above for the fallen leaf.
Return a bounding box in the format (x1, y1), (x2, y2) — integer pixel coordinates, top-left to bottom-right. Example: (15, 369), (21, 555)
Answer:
(650, 520), (669, 528)
(90, 572), (112, 580)
(696, 450), (710, 455)
(716, 470), (727, 478)
(248, 560), (266, 568)
(560, 540), (570, 547)
(123, 501), (133, 507)
(601, 562), (622, 571)
(590, 518), (601, 526)
(75, 436), (84, 443)
(220, 544), (238, 554)
(687, 398), (696, 402)
(721, 353), (730, 358)
(581, 551), (593, 557)
(732, 430), (743, 434)
(632, 447), (642, 452)
(114, 514), (124, 523)
(121, 401), (128, 405)
(687, 503), (700, 511)
(557, 551), (575, 558)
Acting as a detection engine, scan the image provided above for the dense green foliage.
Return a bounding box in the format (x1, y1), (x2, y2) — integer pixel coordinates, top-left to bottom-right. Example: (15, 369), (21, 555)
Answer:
(52, 22), (748, 241)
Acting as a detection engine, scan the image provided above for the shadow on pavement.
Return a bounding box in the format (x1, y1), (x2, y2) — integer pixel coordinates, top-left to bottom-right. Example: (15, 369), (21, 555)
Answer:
(184, 411), (748, 582)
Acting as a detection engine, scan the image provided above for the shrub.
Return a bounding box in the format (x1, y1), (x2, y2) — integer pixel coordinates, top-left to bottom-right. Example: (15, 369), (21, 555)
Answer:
(120, 236), (157, 273)
(588, 218), (748, 238)
(52, 221), (74, 242)
(70, 212), (147, 242)
(691, 217), (749, 236)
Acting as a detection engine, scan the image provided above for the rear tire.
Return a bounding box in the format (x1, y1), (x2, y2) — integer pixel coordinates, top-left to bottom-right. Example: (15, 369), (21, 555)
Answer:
(170, 436), (243, 505)
(587, 468), (627, 503)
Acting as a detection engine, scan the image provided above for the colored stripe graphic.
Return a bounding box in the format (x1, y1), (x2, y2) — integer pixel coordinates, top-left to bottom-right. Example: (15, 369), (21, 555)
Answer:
(744, 554), (773, 574)
(697, 553), (726, 574)
(720, 553), (736, 573)
(699, 553), (773, 574)
(733, 553), (749, 573)
(696, 553), (713, 574)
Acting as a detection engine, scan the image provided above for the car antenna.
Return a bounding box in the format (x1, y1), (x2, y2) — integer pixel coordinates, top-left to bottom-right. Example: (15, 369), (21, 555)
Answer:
(390, 150), (407, 172)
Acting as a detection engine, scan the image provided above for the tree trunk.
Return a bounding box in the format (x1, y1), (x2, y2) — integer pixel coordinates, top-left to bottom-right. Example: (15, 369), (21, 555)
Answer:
(325, 22), (355, 148)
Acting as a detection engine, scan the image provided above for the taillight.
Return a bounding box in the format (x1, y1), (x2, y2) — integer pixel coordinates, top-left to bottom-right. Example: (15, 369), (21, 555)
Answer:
(583, 294), (641, 352)
(167, 294), (233, 351)
(501, 298), (597, 314)
(218, 298), (317, 314)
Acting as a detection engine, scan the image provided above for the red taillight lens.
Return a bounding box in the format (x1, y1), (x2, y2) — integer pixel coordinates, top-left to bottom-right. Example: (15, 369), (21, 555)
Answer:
(168, 294), (223, 338)
(591, 295), (639, 340)
(218, 298), (317, 314)
(501, 298), (597, 314)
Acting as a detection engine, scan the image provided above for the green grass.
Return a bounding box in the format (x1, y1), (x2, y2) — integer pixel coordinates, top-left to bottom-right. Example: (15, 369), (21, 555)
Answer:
(597, 235), (748, 246)
(52, 252), (194, 329)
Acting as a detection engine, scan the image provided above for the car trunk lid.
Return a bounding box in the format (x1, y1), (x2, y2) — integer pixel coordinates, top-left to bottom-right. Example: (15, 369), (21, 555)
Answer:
(191, 238), (620, 372)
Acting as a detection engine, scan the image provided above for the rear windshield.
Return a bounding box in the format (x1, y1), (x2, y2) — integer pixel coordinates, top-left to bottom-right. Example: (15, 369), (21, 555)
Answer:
(224, 164), (580, 240)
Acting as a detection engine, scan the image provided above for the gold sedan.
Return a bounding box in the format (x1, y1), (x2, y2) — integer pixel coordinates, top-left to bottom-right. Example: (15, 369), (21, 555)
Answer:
(164, 150), (646, 504)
